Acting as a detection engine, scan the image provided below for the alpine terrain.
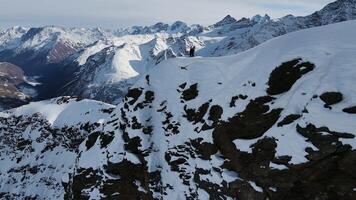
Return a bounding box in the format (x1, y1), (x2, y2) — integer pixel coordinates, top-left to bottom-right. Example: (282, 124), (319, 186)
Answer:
(1, 0), (356, 199)
(1, 0), (356, 109)
(1, 16), (356, 199)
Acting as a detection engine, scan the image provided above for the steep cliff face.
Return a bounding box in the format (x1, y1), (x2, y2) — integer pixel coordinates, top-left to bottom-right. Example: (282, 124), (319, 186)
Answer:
(1, 20), (356, 199)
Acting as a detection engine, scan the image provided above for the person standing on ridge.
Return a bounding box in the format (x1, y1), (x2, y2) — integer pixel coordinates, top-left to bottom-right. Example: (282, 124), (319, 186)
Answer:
(189, 46), (195, 57)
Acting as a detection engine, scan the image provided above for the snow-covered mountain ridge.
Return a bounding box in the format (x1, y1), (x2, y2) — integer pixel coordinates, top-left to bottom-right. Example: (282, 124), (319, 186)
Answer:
(1, 0), (356, 108)
(0, 96), (115, 199)
(1, 19), (356, 199)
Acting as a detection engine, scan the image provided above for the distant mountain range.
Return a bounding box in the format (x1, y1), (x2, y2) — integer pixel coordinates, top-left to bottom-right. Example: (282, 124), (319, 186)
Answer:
(1, 0), (356, 110)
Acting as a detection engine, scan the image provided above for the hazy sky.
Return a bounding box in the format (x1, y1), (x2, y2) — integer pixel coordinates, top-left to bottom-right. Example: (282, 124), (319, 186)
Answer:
(0, 0), (335, 29)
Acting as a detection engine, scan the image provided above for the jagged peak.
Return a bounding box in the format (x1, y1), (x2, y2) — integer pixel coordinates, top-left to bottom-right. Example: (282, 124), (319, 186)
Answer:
(151, 22), (169, 30)
(214, 15), (237, 27)
(170, 21), (188, 31)
(1, 26), (28, 33)
(251, 14), (271, 24)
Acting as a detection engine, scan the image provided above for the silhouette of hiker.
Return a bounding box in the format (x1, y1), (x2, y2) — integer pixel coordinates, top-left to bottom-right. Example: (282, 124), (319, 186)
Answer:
(189, 46), (195, 57)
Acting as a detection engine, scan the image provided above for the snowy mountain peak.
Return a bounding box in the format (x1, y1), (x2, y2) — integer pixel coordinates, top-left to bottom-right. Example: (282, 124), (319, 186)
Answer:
(0, 26), (27, 35)
(214, 15), (238, 27)
(314, 0), (356, 25)
(170, 21), (189, 32)
(151, 22), (170, 32)
(251, 14), (271, 24)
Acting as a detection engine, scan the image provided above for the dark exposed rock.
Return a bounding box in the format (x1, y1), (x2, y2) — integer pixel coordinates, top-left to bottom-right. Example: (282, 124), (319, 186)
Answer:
(85, 131), (100, 150)
(229, 179), (265, 200)
(297, 123), (355, 140)
(28, 166), (39, 174)
(183, 102), (210, 124)
(70, 168), (102, 199)
(213, 119), (356, 200)
(134, 90), (155, 111)
(161, 107), (180, 136)
(342, 106), (356, 114)
(181, 83), (199, 101)
(273, 155), (292, 165)
(212, 96), (283, 195)
(101, 108), (115, 114)
(125, 136), (142, 154)
(142, 126), (153, 135)
(190, 138), (218, 160)
(56, 96), (75, 104)
(164, 144), (196, 186)
(126, 88), (143, 105)
(165, 151), (188, 172)
(277, 114), (302, 127)
(267, 58), (315, 95)
(99, 132), (114, 148)
(214, 96), (283, 140)
(229, 95), (248, 107)
(179, 82), (187, 89)
(182, 101), (223, 132)
(239, 94), (248, 100)
(101, 160), (154, 200)
(131, 116), (143, 129)
(145, 75), (150, 85)
(144, 91), (155, 103)
(320, 92), (343, 106)
(16, 139), (32, 151)
(193, 168), (230, 199)
(230, 96), (239, 107)
(208, 105), (223, 123)
(297, 123), (354, 161)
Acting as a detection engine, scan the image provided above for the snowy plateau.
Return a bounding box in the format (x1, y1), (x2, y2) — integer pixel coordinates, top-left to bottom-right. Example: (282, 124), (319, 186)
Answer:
(1, 0), (356, 199)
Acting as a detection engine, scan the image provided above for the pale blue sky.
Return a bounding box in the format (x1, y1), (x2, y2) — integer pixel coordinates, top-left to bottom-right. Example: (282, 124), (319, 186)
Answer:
(0, 0), (335, 29)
